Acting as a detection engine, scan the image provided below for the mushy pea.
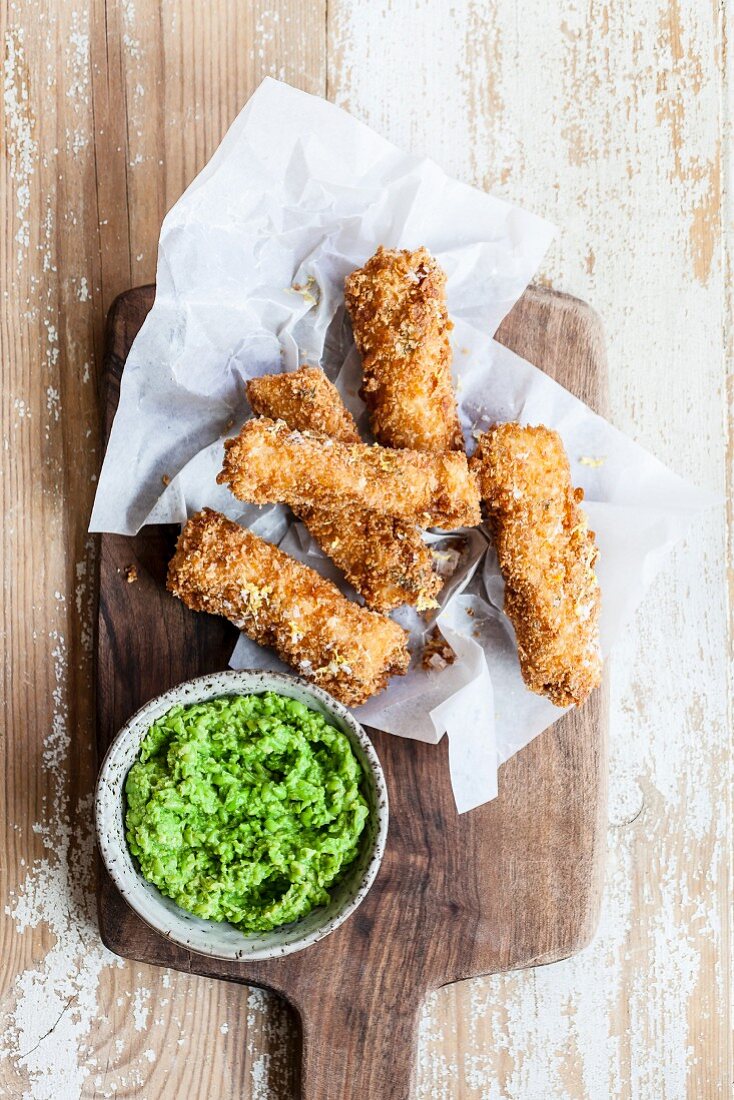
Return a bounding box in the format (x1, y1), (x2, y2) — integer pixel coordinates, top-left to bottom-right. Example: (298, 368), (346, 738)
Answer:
(124, 692), (370, 933)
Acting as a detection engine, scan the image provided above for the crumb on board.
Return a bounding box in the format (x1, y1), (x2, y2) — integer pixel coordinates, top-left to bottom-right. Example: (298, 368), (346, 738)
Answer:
(579, 455), (606, 468)
(161, 473), (171, 486)
(421, 626), (456, 672)
(125, 565), (138, 584)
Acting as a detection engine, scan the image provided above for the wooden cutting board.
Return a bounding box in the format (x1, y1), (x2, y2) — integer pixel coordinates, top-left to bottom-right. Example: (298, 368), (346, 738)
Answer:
(96, 284), (609, 1100)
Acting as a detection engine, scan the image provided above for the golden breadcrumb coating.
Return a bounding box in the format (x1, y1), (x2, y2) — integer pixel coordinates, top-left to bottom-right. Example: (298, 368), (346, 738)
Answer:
(344, 245), (463, 453)
(246, 368), (443, 613)
(218, 417), (481, 530)
(299, 506), (442, 613)
(246, 366), (361, 443)
(167, 509), (410, 707)
(471, 424), (602, 708)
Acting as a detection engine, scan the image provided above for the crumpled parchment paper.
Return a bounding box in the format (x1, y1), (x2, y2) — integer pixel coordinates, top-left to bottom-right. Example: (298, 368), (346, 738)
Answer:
(90, 78), (712, 811)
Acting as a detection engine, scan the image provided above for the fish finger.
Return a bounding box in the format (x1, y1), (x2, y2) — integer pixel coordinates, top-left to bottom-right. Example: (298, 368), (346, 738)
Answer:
(218, 417), (481, 530)
(298, 505), (442, 612)
(471, 423), (601, 707)
(167, 508), (410, 707)
(247, 366), (361, 443)
(345, 245), (463, 453)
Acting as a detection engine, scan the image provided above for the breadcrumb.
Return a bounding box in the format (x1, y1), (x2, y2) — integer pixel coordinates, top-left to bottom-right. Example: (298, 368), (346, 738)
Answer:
(421, 627), (456, 672)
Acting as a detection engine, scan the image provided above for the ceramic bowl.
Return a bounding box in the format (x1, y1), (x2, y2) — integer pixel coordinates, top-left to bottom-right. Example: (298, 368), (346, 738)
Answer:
(95, 669), (388, 961)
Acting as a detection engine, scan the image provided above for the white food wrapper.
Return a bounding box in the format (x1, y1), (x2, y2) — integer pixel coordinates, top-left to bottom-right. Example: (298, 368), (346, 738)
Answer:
(90, 78), (712, 813)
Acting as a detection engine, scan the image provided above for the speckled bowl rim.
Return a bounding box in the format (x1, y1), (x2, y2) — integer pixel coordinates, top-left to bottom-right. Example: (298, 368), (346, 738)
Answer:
(95, 669), (388, 962)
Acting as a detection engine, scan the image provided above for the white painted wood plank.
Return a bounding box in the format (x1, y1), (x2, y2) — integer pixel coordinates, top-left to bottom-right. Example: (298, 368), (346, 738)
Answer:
(329, 2), (730, 1096)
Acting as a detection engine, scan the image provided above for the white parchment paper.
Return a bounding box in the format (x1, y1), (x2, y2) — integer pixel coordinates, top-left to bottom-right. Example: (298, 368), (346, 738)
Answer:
(90, 78), (712, 812)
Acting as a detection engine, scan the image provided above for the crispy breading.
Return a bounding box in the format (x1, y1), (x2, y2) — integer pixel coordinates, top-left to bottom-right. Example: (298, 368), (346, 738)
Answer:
(247, 366), (361, 443)
(299, 506), (442, 613)
(246, 367), (443, 613)
(167, 509), (410, 707)
(344, 245), (463, 453)
(218, 417), (481, 530)
(471, 423), (602, 708)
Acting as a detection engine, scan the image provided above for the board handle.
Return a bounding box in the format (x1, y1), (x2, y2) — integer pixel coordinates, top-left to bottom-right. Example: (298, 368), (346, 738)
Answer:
(297, 987), (422, 1100)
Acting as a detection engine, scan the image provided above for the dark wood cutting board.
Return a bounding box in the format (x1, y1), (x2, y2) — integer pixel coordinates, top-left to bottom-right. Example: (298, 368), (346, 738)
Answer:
(96, 284), (609, 1100)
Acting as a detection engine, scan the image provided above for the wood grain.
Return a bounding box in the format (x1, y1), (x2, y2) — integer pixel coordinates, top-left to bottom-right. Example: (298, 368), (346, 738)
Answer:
(97, 284), (608, 1100)
(1, 2), (729, 1098)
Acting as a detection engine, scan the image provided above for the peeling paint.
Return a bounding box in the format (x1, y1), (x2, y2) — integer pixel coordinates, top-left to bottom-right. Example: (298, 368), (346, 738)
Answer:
(1, 1), (728, 1097)
(3, 26), (36, 253)
(333, 2), (729, 1097)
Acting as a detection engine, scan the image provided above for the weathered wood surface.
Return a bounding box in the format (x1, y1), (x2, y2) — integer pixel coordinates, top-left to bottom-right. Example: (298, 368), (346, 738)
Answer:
(96, 284), (607, 1100)
(1, 2), (729, 1098)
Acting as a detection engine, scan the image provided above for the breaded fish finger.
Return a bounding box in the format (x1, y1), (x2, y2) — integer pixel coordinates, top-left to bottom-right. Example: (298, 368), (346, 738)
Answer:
(218, 417), (481, 530)
(344, 245), (463, 453)
(247, 366), (361, 443)
(167, 509), (410, 707)
(298, 505), (442, 613)
(471, 424), (602, 708)
(246, 369), (443, 613)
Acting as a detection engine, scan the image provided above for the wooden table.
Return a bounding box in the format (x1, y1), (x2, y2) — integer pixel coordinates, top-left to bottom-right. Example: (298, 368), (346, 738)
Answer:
(1, 3), (729, 1098)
